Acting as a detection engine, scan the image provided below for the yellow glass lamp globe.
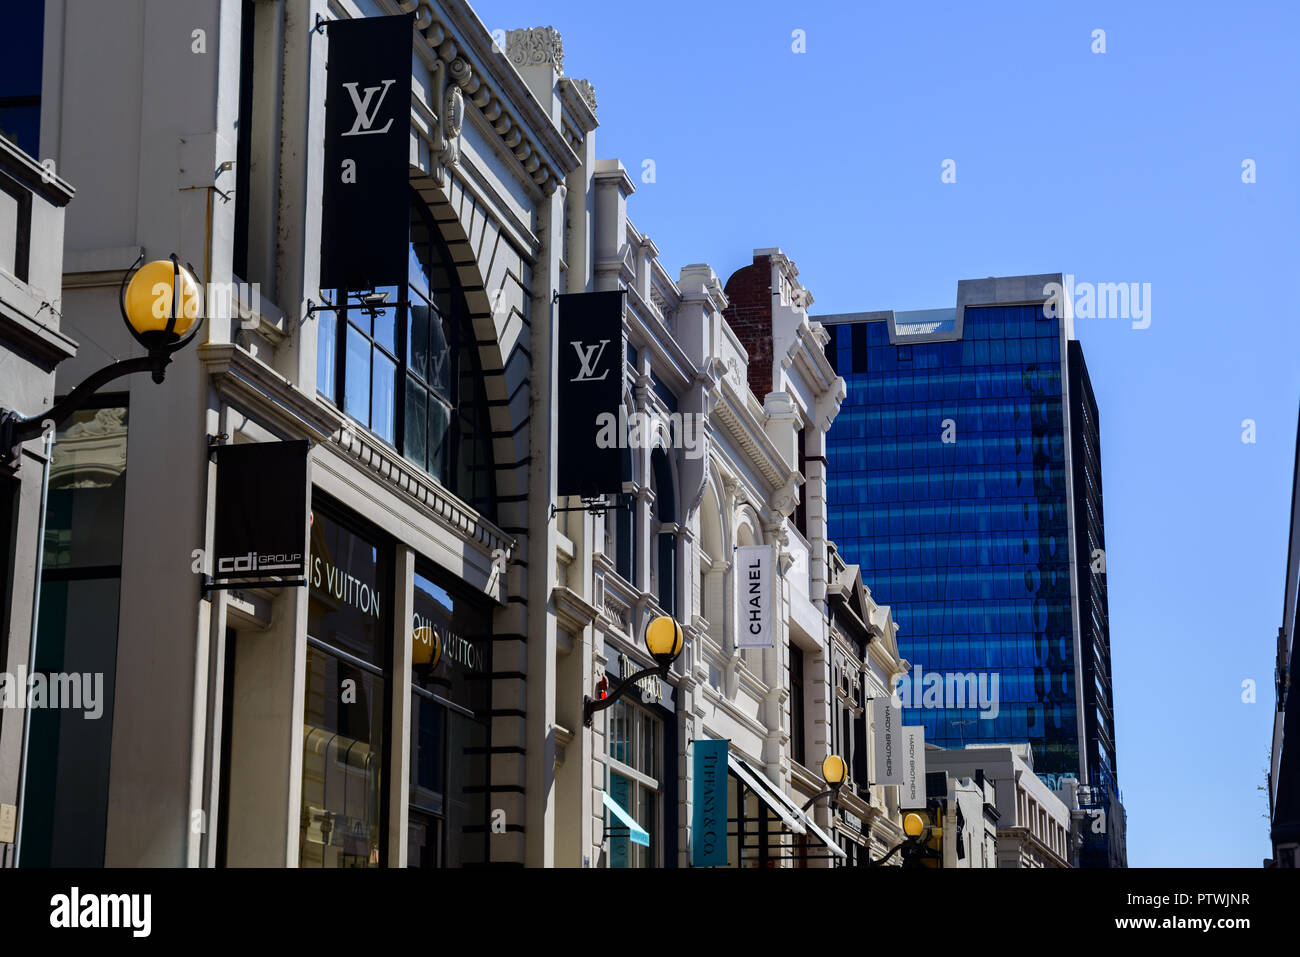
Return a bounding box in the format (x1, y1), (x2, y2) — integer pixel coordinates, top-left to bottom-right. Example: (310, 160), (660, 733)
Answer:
(903, 812), (926, 838)
(412, 625), (441, 668)
(821, 754), (848, 787)
(644, 615), (683, 661)
(124, 259), (201, 337)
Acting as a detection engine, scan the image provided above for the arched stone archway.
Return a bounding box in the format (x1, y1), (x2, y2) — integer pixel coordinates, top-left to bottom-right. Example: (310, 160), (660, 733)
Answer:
(410, 170), (532, 514)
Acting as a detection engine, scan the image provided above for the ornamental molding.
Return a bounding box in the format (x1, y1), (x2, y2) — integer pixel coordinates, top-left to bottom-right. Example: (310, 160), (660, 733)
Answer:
(505, 26), (563, 74)
(200, 343), (344, 443)
(712, 377), (788, 491)
(552, 584), (599, 634)
(393, 0), (579, 195)
(573, 79), (596, 112)
(62, 407), (125, 439)
(328, 422), (515, 560)
(439, 80), (465, 168)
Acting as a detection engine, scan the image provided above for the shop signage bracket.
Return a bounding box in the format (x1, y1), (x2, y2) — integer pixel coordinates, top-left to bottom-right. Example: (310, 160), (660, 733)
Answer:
(550, 494), (632, 520)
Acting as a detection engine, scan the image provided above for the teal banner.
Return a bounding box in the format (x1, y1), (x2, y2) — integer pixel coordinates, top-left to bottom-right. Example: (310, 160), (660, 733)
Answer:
(692, 738), (729, 867)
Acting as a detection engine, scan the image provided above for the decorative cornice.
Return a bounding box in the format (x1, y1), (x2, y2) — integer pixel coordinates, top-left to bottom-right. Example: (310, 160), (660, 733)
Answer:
(505, 26), (563, 74)
(402, 0), (580, 195)
(0, 135), (74, 206)
(0, 296), (77, 368)
(712, 376), (788, 490)
(570, 78), (597, 115)
(199, 343), (344, 442)
(552, 584), (599, 634)
(328, 424), (515, 558)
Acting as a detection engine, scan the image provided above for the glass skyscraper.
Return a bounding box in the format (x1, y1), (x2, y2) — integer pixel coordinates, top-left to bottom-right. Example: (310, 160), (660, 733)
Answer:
(819, 275), (1124, 866)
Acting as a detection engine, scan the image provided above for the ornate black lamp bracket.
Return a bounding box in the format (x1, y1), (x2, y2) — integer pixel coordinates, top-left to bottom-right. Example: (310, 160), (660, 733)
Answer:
(583, 661), (668, 727)
(0, 251), (204, 469)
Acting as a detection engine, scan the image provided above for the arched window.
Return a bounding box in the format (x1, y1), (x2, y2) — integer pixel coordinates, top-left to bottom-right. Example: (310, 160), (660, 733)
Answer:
(316, 190), (496, 521)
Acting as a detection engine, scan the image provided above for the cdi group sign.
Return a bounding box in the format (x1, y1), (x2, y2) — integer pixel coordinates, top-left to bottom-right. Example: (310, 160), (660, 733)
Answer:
(212, 441), (309, 583)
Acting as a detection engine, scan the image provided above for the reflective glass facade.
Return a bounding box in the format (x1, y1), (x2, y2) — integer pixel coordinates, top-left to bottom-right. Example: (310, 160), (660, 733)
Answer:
(824, 305), (1081, 777)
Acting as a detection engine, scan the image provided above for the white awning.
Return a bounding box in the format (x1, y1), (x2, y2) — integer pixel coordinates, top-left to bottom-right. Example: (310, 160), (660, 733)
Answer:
(729, 754), (847, 858)
(726, 752), (805, 835)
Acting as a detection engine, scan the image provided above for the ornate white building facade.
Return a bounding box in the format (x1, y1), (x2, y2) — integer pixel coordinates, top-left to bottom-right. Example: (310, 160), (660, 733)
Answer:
(548, 216), (911, 865)
(6, 0), (916, 870)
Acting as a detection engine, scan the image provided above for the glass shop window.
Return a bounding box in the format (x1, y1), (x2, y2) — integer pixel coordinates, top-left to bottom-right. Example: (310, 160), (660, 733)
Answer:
(316, 191), (496, 520)
(300, 504), (390, 868)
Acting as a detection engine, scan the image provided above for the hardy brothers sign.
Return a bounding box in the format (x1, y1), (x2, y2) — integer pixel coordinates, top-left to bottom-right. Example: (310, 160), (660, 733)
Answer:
(556, 291), (625, 497)
(734, 544), (774, 648)
(212, 441), (310, 582)
(873, 694), (904, 786)
(320, 13), (414, 290)
(900, 726), (927, 809)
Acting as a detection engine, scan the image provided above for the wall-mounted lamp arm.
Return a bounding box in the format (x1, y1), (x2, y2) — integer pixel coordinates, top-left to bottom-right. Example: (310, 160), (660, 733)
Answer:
(0, 354), (168, 466)
(583, 663), (666, 727)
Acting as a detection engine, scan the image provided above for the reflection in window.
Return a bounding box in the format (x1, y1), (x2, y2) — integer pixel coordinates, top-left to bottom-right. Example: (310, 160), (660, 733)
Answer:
(22, 401), (128, 866)
(605, 697), (661, 868)
(301, 505), (389, 868)
(300, 647), (384, 868)
(316, 192), (496, 521)
(408, 566), (491, 867)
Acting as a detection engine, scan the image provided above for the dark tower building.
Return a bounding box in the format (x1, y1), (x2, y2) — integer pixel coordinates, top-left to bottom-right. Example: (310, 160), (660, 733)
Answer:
(818, 275), (1126, 867)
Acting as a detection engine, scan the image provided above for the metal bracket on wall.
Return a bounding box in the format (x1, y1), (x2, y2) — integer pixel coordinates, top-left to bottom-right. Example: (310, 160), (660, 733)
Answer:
(201, 576), (308, 596)
(550, 494), (632, 520)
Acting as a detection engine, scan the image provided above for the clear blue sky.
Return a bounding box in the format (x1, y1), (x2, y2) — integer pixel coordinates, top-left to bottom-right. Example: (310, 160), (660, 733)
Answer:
(478, 0), (1300, 865)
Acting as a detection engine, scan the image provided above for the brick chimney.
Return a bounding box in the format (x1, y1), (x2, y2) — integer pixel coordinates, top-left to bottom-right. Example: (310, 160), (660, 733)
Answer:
(721, 251), (777, 400)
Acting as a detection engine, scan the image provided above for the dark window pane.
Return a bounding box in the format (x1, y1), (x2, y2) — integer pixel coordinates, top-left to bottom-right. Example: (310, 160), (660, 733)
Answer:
(21, 577), (120, 866)
(407, 807), (442, 869)
(411, 694), (444, 807)
(444, 712), (488, 867)
(404, 376), (428, 473)
(428, 395), (452, 485)
(429, 311), (452, 398)
(408, 302), (430, 381)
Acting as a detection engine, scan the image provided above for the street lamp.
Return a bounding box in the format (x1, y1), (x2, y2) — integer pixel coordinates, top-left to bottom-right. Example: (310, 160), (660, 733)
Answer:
(583, 615), (683, 727)
(801, 753), (848, 814)
(871, 809), (941, 867)
(0, 252), (203, 468)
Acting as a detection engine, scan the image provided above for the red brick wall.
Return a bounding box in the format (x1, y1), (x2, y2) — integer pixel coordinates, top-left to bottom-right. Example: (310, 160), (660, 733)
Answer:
(722, 254), (773, 400)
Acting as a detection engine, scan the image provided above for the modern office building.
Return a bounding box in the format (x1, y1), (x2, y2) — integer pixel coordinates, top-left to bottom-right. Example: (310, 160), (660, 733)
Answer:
(817, 275), (1126, 867)
(1269, 402), (1300, 868)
